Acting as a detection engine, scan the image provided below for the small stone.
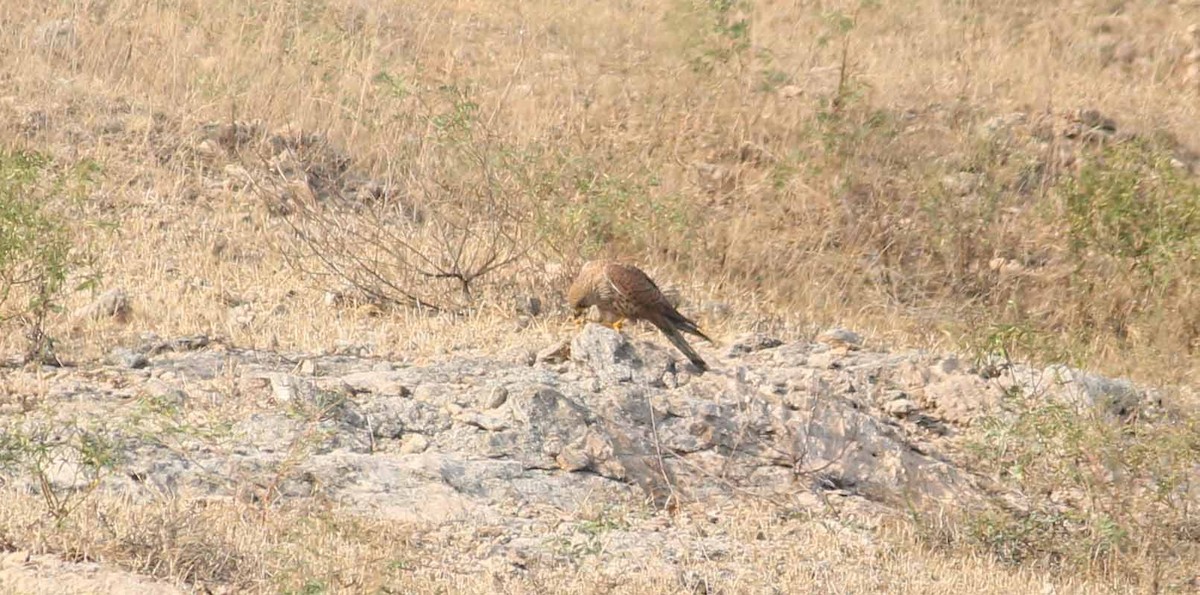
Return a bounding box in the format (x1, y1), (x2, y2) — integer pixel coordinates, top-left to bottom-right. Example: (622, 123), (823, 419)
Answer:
(484, 386), (508, 409)
(817, 328), (863, 350)
(513, 316), (531, 331)
(987, 257), (1026, 281)
(323, 291), (345, 307)
(73, 288), (132, 323)
(726, 334), (783, 357)
(941, 172), (984, 197)
(807, 351), (838, 370)
(228, 304), (255, 328)
(142, 379), (187, 406)
(398, 434), (429, 454)
(884, 398), (919, 417)
(355, 303), (384, 318)
(107, 347), (148, 369)
(695, 162), (736, 194)
(779, 85), (803, 99)
(978, 112), (1027, 143)
(332, 340), (370, 356)
(506, 548), (529, 569)
(938, 356), (962, 375)
(504, 349), (537, 367)
(239, 375), (271, 393)
(1073, 109), (1117, 135)
(148, 334), (210, 354)
(455, 411), (510, 432)
(298, 359), (317, 376)
(96, 118), (125, 135)
(515, 295), (542, 317)
(556, 448), (591, 472)
(268, 374), (298, 402)
(738, 142), (775, 165)
(536, 340), (571, 364)
(194, 139), (220, 159)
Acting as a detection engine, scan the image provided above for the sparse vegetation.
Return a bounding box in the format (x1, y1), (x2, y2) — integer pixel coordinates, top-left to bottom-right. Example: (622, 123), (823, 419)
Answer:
(953, 388), (1200, 587)
(276, 85), (543, 312)
(0, 149), (90, 363)
(0, 419), (122, 522)
(1, 0), (1200, 592)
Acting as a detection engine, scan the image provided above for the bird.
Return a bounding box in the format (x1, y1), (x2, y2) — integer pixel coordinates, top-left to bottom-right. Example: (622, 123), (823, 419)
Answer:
(567, 260), (714, 371)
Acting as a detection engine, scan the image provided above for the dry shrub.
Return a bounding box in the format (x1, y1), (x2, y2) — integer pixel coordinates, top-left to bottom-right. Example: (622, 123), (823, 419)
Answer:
(269, 87), (541, 313)
(0, 149), (98, 363)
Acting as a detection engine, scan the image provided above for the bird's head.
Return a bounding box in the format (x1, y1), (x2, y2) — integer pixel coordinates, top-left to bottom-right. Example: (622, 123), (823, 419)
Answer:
(568, 299), (589, 321)
(566, 278), (590, 318)
(567, 259), (610, 322)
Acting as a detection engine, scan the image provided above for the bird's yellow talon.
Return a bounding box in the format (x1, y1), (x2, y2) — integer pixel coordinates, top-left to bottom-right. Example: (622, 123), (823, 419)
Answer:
(612, 318), (625, 331)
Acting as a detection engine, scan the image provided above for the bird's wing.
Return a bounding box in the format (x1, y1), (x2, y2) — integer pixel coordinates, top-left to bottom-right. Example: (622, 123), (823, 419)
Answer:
(605, 263), (673, 314)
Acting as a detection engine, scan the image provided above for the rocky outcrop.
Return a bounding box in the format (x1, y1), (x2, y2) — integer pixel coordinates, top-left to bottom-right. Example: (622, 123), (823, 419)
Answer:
(0, 324), (1162, 573)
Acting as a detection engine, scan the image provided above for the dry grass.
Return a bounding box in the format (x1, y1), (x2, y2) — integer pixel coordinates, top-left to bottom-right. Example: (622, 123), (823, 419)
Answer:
(0, 488), (1136, 594)
(2, 0), (1200, 591)
(0, 0), (1197, 378)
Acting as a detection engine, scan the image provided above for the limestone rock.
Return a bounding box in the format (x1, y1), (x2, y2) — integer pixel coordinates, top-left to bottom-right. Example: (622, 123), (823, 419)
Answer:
(73, 288), (132, 324)
(570, 324), (676, 386)
(0, 329), (1170, 585)
(726, 333), (783, 357)
(107, 347), (148, 369)
(817, 327), (864, 350)
(536, 340), (571, 364)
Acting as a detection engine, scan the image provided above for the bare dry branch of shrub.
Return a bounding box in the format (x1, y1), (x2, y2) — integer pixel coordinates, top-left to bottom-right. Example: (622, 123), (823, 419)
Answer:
(258, 89), (540, 314)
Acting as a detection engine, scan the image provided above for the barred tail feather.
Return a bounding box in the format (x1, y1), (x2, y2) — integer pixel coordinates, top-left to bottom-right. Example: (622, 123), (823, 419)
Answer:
(659, 325), (709, 372)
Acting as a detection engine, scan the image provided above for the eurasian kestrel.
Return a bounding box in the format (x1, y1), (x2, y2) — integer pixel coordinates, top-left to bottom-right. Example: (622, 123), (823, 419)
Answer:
(567, 260), (714, 371)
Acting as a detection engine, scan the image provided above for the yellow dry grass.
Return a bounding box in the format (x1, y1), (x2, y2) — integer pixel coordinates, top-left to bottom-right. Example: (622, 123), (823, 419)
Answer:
(0, 488), (1133, 594)
(1, 0), (1199, 592)
(0, 0), (1196, 377)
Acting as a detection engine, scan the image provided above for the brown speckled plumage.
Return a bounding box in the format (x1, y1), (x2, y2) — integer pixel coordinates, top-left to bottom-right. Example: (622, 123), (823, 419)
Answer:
(567, 260), (713, 371)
